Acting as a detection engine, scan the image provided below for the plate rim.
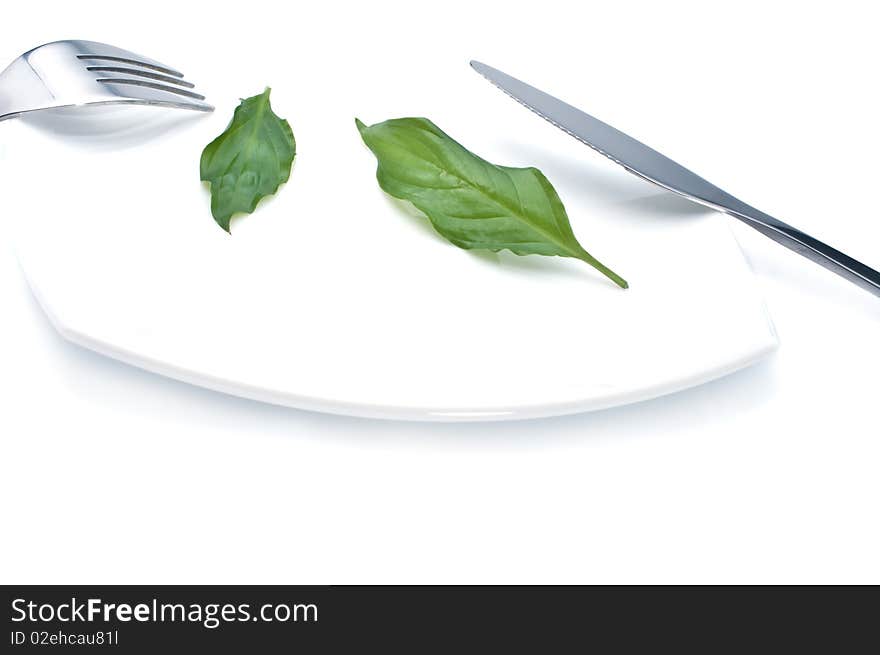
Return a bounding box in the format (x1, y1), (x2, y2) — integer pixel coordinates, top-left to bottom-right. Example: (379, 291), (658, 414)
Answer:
(21, 258), (779, 422)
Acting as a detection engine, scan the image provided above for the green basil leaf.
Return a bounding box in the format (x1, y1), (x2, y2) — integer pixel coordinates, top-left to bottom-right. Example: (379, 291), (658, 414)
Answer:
(355, 117), (627, 288)
(200, 88), (296, 232)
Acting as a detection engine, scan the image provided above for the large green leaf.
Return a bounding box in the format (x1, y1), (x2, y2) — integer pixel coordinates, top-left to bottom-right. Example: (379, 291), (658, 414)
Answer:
(200, 88), (296, 231)
(356, 117), (627, 288)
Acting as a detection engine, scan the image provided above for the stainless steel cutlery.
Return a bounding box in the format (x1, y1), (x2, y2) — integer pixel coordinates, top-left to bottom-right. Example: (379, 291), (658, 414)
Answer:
(471, 60), (880, 298)
(0, 40), (213, 122)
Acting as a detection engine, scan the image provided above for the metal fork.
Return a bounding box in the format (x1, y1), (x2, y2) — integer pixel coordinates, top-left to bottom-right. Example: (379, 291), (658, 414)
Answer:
(0, 40), (213, 122)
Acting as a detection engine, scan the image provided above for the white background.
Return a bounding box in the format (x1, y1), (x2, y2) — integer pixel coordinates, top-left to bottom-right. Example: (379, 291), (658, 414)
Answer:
(1, 0), (879, 584)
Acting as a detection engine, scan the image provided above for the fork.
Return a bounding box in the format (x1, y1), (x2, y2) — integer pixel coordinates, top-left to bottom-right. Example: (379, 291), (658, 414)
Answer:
(0, 40), (213, 122)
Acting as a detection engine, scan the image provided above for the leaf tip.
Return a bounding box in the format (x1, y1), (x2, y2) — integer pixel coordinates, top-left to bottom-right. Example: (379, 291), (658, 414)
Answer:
(212, 212), (232, 233)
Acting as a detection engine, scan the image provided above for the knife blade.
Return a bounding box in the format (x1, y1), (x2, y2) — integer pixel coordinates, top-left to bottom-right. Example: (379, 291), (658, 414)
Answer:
(469, 60), (736, 212)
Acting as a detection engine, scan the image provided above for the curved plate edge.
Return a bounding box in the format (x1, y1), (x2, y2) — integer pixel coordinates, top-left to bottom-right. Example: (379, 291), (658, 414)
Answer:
(20, 254), (779, 423)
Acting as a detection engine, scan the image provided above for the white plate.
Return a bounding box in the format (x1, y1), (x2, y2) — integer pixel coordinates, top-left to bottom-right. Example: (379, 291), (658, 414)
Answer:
(2, 29), (777, 421)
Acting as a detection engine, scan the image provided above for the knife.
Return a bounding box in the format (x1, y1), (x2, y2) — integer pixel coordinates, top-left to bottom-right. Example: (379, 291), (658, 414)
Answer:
(470, 60), (880, 298)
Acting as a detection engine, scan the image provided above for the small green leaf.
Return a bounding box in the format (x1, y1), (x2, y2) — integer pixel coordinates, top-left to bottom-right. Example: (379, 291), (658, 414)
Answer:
(355, 117), (627, 288)
(200, 88), (296, 232)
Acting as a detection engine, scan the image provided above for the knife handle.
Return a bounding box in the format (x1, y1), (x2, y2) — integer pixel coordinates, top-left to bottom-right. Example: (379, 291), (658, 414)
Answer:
(720, 198), (880, 298)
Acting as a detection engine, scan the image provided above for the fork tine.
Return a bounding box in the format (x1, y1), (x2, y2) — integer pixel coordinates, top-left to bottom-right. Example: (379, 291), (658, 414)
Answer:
(97, 78), (209, 103)
(75, 41), (186, 77)
(76, 54), (183, 78)
(85, 66), (195, 88)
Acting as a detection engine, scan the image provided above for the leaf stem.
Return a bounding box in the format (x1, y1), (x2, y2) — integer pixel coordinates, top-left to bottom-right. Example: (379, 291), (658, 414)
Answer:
(577, 251), (628, 289)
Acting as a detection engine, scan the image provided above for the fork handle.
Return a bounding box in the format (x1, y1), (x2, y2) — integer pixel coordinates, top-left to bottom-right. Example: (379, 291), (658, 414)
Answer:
(721, 198), (880, 297)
